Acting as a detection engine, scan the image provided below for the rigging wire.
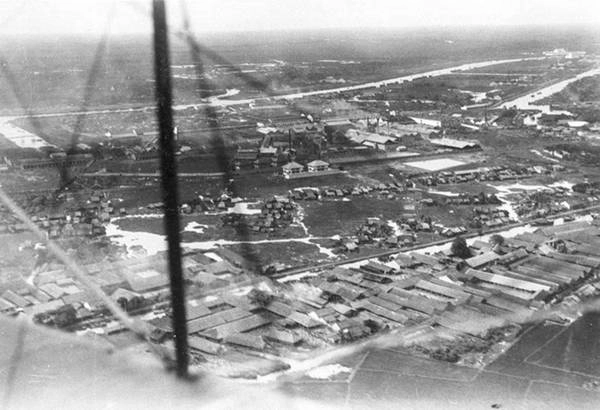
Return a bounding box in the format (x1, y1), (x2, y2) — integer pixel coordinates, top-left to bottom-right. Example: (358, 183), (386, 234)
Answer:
(1, 0), (371, 382)
(1, 317), (27, 410)
(0, 1), (174, 366)
(0, 187), (175, 367)
(177, 0), (262, 273)
(57, 0), (117, 192)
(0, 0), (336, 381)
(0, 2), (117, 194)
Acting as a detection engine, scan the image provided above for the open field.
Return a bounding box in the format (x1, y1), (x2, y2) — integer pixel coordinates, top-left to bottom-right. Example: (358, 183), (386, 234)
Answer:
(526, 312), (600, 377)
(226, 241), (332, 267)
(405, 157), (466, 171)
(302, 197), (408, 237)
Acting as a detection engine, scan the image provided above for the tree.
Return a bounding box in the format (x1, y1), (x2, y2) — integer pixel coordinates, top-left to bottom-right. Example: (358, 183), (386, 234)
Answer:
(52, 305), (78, 328)
(451, 236), (472, 259)
(478, 191), (487, 204)
(117, 297), (129, 311)
(489, 234), (505, 247)
(248, 288), (273, 307)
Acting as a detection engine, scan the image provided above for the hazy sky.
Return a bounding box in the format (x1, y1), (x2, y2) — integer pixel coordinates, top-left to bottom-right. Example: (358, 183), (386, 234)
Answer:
(0, 0), (599, 36)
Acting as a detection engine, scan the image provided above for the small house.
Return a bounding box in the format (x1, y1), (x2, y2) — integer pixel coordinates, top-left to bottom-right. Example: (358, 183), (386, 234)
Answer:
(282, 161), (304, 178)
(307, 160), (330, 173)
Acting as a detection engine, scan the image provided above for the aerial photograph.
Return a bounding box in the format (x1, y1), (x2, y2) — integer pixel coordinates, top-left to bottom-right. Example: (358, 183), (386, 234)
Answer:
(1, 0), (600, 408)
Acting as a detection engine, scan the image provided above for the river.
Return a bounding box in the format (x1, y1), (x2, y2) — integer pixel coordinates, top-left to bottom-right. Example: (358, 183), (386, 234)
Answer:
(501, 66), (600, 114)
(0, 56), (547, 142)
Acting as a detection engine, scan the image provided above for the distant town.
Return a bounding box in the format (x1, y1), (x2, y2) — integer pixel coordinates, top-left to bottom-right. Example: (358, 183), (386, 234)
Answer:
(2, 46), (600, 381)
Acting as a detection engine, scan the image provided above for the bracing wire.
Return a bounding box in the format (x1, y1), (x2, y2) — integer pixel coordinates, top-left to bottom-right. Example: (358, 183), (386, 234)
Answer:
(0, 2), (117, 194)
(57, 0), (117, 192)
(0, 186), (174, 367)
(0, 1), (174, 365)
(177, 0), (263, 274)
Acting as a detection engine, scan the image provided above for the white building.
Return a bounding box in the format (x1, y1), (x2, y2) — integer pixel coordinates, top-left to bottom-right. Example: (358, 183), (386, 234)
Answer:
(307, 160), (329, 172)
(282, 161), (304, 178)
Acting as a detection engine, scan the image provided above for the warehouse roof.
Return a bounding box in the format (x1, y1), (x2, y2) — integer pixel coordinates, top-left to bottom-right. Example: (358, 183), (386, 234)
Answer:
(429, 138), (479, 149)
(465, 251), (501, 268)
(124, 269), (169, 293)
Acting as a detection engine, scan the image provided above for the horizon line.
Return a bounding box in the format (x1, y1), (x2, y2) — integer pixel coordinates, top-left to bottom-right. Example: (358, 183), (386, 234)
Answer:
(1, 22), (599, 39)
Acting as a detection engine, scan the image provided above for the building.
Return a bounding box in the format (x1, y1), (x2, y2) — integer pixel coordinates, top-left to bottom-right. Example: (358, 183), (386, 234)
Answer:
(307, 160), (329, 172)
(124, 269), (169, 293)
(8, 153), (94, 170)
(429, 138), (480, 150)
(409, 117), (442, 128)
(282, 161), (304, 178)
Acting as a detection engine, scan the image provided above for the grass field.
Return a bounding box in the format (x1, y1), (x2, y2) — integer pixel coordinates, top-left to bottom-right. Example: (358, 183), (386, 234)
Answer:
(302, 197), (407, 237)
(225, 241), (330, 267)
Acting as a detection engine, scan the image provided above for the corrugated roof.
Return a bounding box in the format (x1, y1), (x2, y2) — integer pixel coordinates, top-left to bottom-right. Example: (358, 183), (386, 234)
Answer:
(188, 335), (222, 355)
(288, 311), (322, 328)
(489, 266), (558, 289)
(378, 291), (447, 315)
(110, 288), (140, 302)
(307, 160), (329, 167)
(0, 297), (15, 311)
(541, 221), (592, 236)
(429, 138), (479, 149)
(39, 283), (67, 299)
(409, 252), (442, 268)
(414, 280), (471, 301)
(125, 269), (169, 293)
(185, 301), (211, 321)
(545, 251), (600, 268)
(62, 291), (103, 307)
(317, 281), (363, 301)
(362, 261), (395, 274)
(513, 264), (570, 285)
(187, 307), (252, 334)
(224, 333), (266, 350)
(2, 290), (30, 308)
(524, 255), (588, 277)
(264, 300), (293, 317)
(281, 161), (304, 170)
(358, 300), (408, 324)
(497, 248), (529, 264)
(466, 268), (551, 294)
(465, 251), (500, 268)
(200, 260), (241, 275)
(202, 315), (271, 341)
(265, 328), (302, 344)
(23, 299), (65, 316)
(214, 247), (249, 268)
(485, 295), (528, 313)
(329, 302), (353, 316)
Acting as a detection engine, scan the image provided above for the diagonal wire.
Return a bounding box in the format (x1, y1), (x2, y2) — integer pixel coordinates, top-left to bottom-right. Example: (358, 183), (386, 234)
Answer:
(0, 0), (177, 374)
(124, 0), (320, 120)
(177, 0), (263, 273)
(57, 0), (116, 192)
(64, 1), (116, 153)
(1, 317), (27, 410)
(0, 187), (175, 368)
(0, 60), (47, 138)
(125, 0), (332, 274)
(0, 5), (113, 193)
